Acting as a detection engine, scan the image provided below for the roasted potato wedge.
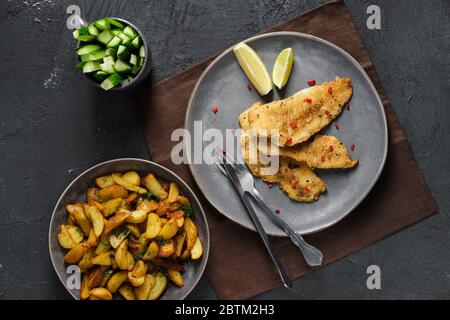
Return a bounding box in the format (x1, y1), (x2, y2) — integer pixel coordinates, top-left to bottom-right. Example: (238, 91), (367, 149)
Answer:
(136, 198), (159, 213)
(158, 240), (175, 257)
(78, 249), (96, 272)
(91, 251), (113, 266)
(126, 209), (148, 224)
(64, 243), (88, 264)
(97, 185), (128, 202)
(102, 198), (122, 217)
(175, 232), (186, 257)
(95, 234), (111, 255)
(87, 267), (104, 289)
(106, 271), (128, 293)
(112, 173), (147, 194)
(66, 204), (91, 236)
(191, 237), (203, 260)
(145, 213), (161, 239)
(95, 175), (115, 189)
(87, 187), (101, 205)
(147, 272), (168, 300)
(122, 171), (141, 186)
(167, 182), (180, 203)
(135, 274), (156, 300)
(80, 272), (90, 300)
(115, 239), (129, 271)
(128, 260), (147, 287)
(167, 269), (184, 288)
(109, 227), (130, 249)
(83, 228), (98, 248)
(89, 287), (112, 300)
(103, 210), (131, 235)
(144, 174), (168, 200)
(57, 225), (77, 249)
(87, 205), (104, 237)
(118, 283), (136, 300)
(184, 218), (198, 251)
(176, 195), (191, 207)
(142, 241), (159, 261)
(158, 218), (178, 240)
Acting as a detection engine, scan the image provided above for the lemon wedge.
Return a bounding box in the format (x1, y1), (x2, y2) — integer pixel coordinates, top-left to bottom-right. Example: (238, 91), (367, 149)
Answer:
(233, 42), (272, 96)
(272, 48), (294, 90)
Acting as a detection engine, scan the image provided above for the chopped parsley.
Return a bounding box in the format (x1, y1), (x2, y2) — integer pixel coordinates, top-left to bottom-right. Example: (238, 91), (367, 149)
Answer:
(156, 237), (166, 246)
(181, 205), (195, 218)
(143, 192), (158, 201)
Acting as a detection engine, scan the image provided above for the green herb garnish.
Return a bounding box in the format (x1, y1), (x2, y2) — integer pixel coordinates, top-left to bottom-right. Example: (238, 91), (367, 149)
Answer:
(182, 205), (195, 218)
(156, 237), (166, 246)
(143, 192), (158, 201)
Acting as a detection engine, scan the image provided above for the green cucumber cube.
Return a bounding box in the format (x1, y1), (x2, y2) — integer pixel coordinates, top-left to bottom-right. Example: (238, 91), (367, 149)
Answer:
(123, 26), (137, 39)
(131, 35), (141, 49)
(139, 45), (146, 57)
(94, 19), (110, 31)
(97, 30), (114, 45)
(94, 71), (108, 82)
(100, 63), (115, 74)
(76, 44), (101, 56)
(100, 73), (122, 90)
(107, 18), (125, 29)
(129, 54), (138, 66)
(82, 61), (101, 73)
(107, 36), (122, 48)
(114, 59), (131, 73)
(88, 24), (99, 36)
(103, 56), (115, 64)
(117, 45), (129, 61)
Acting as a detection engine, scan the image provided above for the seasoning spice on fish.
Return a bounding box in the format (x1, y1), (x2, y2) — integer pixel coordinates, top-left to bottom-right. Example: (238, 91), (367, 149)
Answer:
(328, 87), (333, 95)
(304, 98), (312, 103)
(328, 145), (334, 152)
(303, 187), (310, 193)
(321, 155), (326, 162)
(290, 121), (297, 129)
(286, 137), (292, 145)
(211, 105), (218, 113)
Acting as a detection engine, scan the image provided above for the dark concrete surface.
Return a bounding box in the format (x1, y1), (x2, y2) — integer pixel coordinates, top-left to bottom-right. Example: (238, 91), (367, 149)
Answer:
(0, 0), (448, 299)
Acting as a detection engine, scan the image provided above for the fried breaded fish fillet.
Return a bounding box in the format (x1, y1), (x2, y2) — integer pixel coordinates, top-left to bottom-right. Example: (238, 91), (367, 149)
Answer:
(239, 134), (326, 202)
(258, 134), (358, 169)
(238, 77), (352, 147)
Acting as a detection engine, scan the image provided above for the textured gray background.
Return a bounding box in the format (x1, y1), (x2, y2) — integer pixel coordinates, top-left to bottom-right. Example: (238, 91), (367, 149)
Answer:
(0, 0), (448, 299)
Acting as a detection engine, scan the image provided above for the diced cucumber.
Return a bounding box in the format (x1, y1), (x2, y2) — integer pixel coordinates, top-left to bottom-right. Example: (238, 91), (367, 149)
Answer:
(73, 28), (95, 42)
(95, 19), (110, 31)
(76, 44), (101, 56)
(100, 63), (115, 74)
(100, 73), (122, 90)
(94, 71), (108, 82)
(76, 61), (86, 70)
(88, 24), (99, 36)
(107, 18), (125, 29)
(131, 65), (141, 75)
(105, 48), (117, 57)
(131, 35), (141, 48)
(111, 29), (122, 36)
(114, 59), (131, 73)
(123, 26), (137, 39)
(129, 54), (138, 66)
(127, 75), (134, 81)
(97, 30), (114, 45)
(103, 56), (115, 64)
(121, 38), (133, 49)
(118, 32), (131, 42)
(80, 49), (106, 62)
(139, 45), (146, 57)
(117, 45), (129, 61)
(121, 78), (130, 87)
(107, 36), (122, 49)
(82, 61), (101, 73)
(139, 57), (145, 67)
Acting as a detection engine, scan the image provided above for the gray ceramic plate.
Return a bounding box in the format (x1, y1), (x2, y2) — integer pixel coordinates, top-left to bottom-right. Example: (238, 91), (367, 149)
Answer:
(49, 158), (209, 299)
(185, 32), (388, 237)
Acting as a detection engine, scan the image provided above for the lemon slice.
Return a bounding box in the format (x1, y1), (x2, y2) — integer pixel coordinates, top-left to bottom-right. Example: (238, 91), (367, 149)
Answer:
(233, 42), (272, 96)
(272, 48), (294, 90)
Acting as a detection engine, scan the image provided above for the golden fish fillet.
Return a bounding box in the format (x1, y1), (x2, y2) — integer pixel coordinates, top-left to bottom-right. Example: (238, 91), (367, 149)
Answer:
(238, 77), (352, 147)
(239, 134), (326, 202)
(259, 134), (358, 169)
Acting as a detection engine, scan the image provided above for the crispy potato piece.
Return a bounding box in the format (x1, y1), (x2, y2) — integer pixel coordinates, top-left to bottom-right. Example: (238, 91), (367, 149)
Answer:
(64, 243), (88, 264)
(80, 272), (90, 300)
(167, 182), (179, 203)
(145, 213), (161, 239)
(191, 237), (203, 260)
(126, 209), (148, 224)
(102, 198), (122, 217)
(158, 240), (175, 257)
(87, 206), (104, 237)
(66, 205), (91, 236)
(125, 193), (139, 206)
(97, 185), (128, 202)
(95, 234), (111, 255)
(106, 271), (128, 293)
(168, 269), (184, 288)
(179, 248), (191, 260)
(115, 239), (129, 271)
(135, 274), (156, 300)
(83, 228), (97, 248)
(155, 200), (169, 216)
(158, 218), (178, 240)
(95, 175), (115, 189)
(176, 217), (185, 228)
(144, 174), (168, 200)
(176, 195), (191, 207)
(184, 218), (198, 251)
(126, 252), (135, 271)
(175, 232), (186, 257)
(126, 224), (140, 238)
(152, 258), (184, 272)
(109, 228), (130, 249)
(57, 225), (77, 249)
(112, 173), (147, 194)
(87, 187), (101, 205)
(118, 283), (136, 300)
(128, 260), (147, 287)
(122, 171), (141, 186)
(66, 225), (84, 243)
(160, 217), (168, 226)
(87, 267), (103, 289)
(147, 272), (168, 300)
(78, 249), (96, 272)
(132, 234), (149, 260)
(93, 201), (105, 213)
(136, 198), (159, 213)
(89, 288), (112, 300)
(103, 210), (131, 235)
(91, 251), (113, 266)
(142, 241), (159, 261)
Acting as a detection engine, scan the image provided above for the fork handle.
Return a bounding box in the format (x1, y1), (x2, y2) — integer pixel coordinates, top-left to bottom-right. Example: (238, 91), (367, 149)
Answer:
(241, 192), (293, 289)
(249, 189), (323, 267)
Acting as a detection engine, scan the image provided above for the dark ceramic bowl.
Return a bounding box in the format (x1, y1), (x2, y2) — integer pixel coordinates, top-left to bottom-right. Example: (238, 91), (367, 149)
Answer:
(76, 18), (151, 91)
(48, 158), (209, 300)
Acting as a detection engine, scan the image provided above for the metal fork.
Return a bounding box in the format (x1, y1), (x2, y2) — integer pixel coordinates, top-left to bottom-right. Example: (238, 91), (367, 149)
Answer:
(215, 150), (323, 267)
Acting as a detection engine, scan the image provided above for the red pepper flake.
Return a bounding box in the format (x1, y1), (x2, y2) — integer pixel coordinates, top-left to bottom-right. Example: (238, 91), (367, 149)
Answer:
(290, 121), (297, 129)
(211, 105), (218, 113)
(345, 103), (351, 111)
(350, 144), (355, 151)
(334, 123), (340, 130)
(321, 155), (326, 162)
(267, 183), (273, 189)
(275, 208), (280, 214)
(325, 110), (330, 115)
(303, 187), (310, 193)
(247, 83), (252, 91)
(307, 79), (316, 86)
(286, 137), (292, 145)
(291, 181), (298, 189)
(328, 87), (333, 95)
(304, 98), (312, 103)
(328, 145), (334, 152)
